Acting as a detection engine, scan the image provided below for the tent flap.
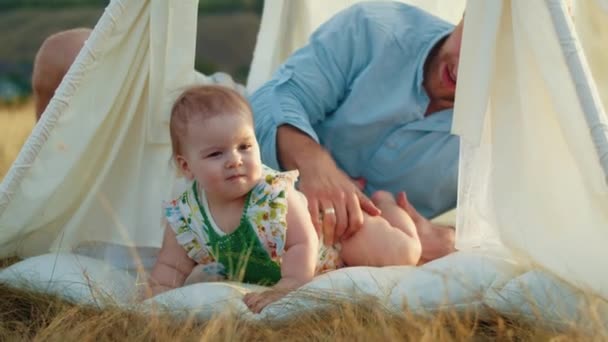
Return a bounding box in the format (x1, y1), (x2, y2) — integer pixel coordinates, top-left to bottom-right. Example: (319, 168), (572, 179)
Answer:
(454, 0), (608, 300)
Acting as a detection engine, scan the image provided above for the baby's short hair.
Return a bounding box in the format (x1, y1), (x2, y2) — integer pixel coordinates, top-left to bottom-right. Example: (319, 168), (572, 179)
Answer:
(170, 85), (252, 157)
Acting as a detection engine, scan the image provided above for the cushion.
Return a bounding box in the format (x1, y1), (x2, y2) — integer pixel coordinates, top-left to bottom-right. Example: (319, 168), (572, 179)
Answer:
(2, 249), (603, 328)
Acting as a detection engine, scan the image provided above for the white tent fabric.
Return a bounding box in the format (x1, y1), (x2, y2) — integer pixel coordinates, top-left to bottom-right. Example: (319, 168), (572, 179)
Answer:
(0, 0), (607, 325)
(453, 0), (608, 300)
(0, 0), (194, 258)
(0, 0), (242, 260)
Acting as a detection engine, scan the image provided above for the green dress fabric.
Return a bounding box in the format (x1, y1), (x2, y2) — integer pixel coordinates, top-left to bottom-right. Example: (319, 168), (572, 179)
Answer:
(163, 166), (295, 286)
(192, 184), (281, 285)
(163, 166), (343, 286)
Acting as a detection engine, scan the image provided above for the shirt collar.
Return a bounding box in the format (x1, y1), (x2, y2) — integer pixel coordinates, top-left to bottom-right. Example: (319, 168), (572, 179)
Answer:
(405, 108), (454, 132)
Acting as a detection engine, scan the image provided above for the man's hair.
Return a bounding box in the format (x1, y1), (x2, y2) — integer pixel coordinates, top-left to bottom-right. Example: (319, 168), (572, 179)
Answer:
(169, 85), (252, 157)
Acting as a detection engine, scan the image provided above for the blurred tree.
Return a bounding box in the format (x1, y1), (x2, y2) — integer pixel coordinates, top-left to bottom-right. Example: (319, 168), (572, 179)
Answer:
(0, 0), (108, 9)
(0, 0), (264, 14)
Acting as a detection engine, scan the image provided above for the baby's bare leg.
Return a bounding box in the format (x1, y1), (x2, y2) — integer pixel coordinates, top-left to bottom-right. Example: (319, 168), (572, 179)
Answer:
(340, 192), (421, 266)
(371, 191), (419, 240)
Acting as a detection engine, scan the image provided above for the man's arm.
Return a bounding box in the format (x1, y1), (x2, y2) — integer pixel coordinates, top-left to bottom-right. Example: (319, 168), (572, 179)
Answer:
(250, 5), (386, 242)
(276, 124), (381, 245)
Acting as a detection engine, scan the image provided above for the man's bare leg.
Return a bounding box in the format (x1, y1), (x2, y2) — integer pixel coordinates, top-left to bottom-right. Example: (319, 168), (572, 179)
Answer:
(32, 28), (92, 120)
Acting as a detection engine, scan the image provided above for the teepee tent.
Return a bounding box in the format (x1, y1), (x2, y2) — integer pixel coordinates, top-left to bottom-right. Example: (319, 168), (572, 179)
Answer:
(0, 0), (467, 266)
(0, 0), (607, 323)
(453, 0), (608, 300)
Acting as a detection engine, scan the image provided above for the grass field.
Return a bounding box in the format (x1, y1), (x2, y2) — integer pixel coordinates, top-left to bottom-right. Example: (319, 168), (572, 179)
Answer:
(0, 101), (35, 180)
(0, 279), (596, 341)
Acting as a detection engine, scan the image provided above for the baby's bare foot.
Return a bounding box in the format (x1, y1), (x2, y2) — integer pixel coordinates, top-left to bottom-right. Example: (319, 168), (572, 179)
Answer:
(418, 225), (456, 264)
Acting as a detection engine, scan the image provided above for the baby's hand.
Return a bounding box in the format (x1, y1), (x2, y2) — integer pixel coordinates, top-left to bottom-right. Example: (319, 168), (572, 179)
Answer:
(243, 288), (289, 313)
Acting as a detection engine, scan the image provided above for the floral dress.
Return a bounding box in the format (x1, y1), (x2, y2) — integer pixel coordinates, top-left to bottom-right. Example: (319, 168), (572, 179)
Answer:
(163, 166), (343, 286)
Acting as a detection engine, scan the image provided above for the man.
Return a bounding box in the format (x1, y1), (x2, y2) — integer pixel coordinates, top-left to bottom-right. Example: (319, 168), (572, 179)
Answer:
(249, 2), (463, 262)
(32, 28), (92, 120)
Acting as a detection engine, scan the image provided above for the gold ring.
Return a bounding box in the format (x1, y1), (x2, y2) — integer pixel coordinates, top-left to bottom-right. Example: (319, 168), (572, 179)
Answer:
(323, 207), (336, 215)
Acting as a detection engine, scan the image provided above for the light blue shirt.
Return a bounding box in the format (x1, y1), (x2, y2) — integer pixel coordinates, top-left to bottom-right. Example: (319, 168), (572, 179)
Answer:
(249, 2), (459, 218)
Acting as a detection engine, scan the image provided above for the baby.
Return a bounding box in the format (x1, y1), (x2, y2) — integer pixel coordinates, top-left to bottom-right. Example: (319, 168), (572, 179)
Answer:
(147, 85), (421, 313)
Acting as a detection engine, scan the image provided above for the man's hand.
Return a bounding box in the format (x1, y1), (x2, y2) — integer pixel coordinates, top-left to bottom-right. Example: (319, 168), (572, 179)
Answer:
(297, 153), (381, 245)
(277, 125), (380, 245)
(396, 192), (456, 263)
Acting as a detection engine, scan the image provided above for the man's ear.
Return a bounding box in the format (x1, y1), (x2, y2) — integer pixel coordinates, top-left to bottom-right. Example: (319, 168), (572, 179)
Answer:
(175, 155), (194, 180)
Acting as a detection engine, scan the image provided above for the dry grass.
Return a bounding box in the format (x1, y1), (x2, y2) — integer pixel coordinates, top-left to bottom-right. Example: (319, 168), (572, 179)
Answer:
(0, 100), (35, 180)
(0, 281), (592, 342)
(0, 256), (601, 341)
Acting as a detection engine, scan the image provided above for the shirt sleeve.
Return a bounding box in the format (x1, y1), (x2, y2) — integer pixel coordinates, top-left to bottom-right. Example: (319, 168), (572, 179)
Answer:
(249, 5), (378, 170)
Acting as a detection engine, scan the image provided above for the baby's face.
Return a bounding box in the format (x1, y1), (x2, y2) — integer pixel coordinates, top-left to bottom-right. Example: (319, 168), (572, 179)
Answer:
(177, 114), (262, 201)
